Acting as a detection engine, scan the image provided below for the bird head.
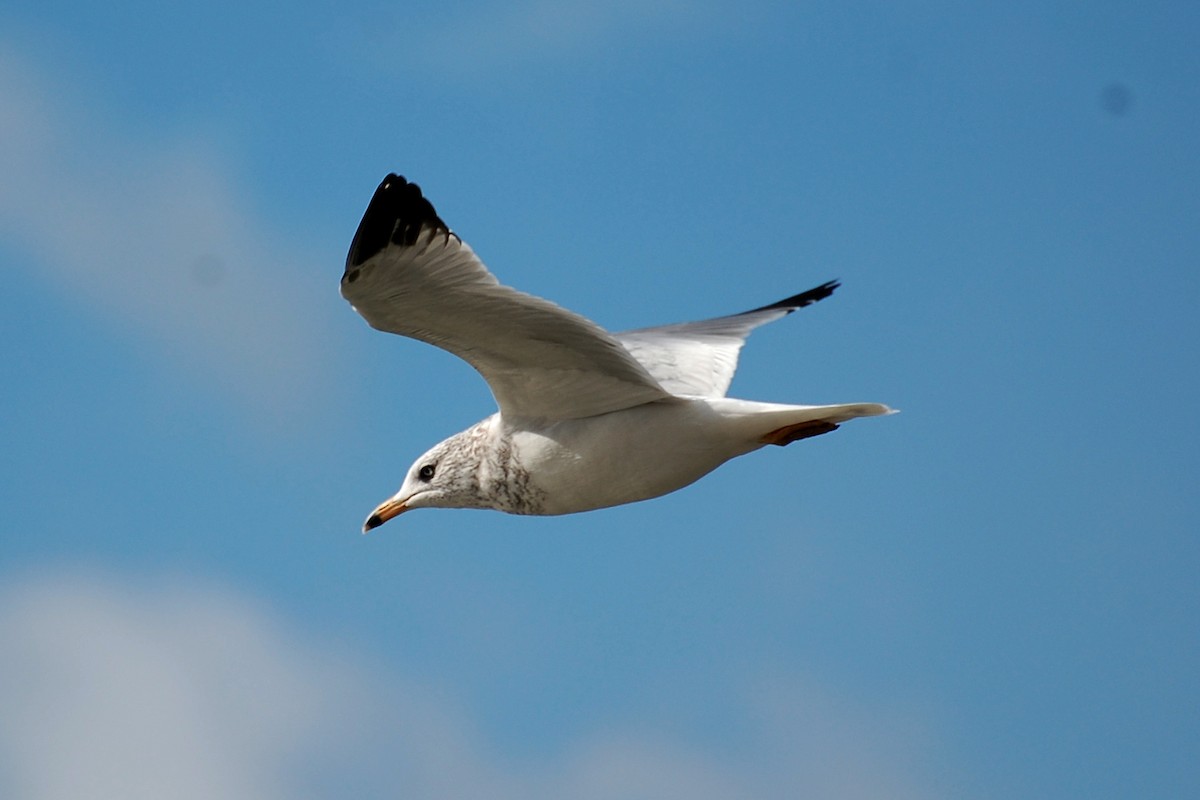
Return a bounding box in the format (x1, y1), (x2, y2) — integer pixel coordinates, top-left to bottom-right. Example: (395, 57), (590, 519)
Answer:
(361, 429), (486, 532)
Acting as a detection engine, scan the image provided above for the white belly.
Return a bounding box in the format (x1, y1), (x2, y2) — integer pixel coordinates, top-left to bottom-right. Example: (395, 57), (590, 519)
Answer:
(508, 399), (757, 515)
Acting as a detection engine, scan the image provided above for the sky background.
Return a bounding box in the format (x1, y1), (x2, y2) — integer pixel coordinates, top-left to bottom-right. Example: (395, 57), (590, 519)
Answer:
(1, 1), (1198, 798)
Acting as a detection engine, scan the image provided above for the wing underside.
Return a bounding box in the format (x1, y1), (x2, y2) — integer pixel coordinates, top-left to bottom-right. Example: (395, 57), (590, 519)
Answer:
(341, 175), (672, 421)
(615, 281), (841, 397)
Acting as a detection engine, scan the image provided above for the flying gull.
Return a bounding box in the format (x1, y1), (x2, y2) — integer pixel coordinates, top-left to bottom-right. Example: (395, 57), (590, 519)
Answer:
(342, 175), (892, 530)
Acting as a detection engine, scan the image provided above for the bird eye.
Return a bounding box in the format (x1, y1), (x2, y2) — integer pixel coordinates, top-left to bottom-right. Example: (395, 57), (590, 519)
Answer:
(418, 464), (436, 481)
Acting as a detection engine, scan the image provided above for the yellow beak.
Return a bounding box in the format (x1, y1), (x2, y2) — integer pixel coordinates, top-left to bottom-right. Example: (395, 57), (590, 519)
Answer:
(363, 498), (408, 533)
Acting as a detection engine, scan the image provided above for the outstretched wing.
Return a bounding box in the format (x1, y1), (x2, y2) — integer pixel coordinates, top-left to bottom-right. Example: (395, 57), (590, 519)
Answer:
(341, 175), (672, 421)
(614, 281), (840, 397)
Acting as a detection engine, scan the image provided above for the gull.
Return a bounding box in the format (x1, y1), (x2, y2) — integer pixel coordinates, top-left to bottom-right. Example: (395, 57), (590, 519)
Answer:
(342, 175), (892, 531)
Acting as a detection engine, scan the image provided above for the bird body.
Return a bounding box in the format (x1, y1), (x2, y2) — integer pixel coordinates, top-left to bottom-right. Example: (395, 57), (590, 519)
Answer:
(511, 397), (886, 515)
(342, 175), (892, 530)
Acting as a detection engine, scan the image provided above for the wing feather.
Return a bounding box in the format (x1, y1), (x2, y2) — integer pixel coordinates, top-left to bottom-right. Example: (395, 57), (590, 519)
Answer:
(614, 282), (840, 397)
(341, 175), (671, 421)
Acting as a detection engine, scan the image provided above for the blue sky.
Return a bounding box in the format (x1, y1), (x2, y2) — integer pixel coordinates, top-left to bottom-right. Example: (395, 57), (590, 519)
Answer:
(2, 1), (1197, 797)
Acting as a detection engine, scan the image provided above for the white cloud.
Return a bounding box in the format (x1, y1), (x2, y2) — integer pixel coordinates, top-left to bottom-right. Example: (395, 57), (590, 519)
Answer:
(0, 568), (947, 800)
(0, 43), (347, 430)
(0, 571), (338, 799)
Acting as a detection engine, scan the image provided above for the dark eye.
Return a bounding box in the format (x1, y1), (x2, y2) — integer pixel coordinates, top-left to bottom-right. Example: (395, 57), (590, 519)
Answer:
(417, 464), (436, 481)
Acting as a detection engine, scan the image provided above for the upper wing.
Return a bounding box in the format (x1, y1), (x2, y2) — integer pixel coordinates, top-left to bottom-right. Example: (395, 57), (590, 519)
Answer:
(614, 281), (840, 397)
(341, 175), (672, 421)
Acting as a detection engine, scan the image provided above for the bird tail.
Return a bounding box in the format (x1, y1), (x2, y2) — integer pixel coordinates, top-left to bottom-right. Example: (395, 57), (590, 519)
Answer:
(761, 402), (894, 445)
(712, 398), (895, 447)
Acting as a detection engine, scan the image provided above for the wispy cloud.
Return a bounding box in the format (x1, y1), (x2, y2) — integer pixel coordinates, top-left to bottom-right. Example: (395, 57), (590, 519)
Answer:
(0, 43), (348, 431)
(0, 569), (945, 799)
(0, 570), (344, 800)
(364, 0), (720, 76)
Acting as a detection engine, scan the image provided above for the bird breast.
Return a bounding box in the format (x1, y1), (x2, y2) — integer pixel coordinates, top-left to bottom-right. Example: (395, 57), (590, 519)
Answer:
(506, 399), (748, 515)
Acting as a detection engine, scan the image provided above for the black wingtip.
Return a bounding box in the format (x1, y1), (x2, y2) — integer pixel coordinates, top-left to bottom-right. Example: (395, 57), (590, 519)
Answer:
(344, 174), (451, 272)
(750, 279), (841, 315)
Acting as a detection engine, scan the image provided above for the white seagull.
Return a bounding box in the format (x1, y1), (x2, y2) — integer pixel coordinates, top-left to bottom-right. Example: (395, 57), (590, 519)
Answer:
(342, 175), (892, 531)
